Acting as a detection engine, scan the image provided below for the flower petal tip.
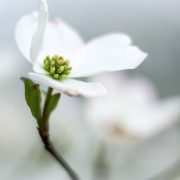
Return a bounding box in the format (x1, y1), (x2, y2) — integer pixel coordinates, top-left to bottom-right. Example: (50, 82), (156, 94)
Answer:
(64, 82), (108, 98)
(139, 51), (148, 65)
(131, 48), (148, 69)
(40, 0), (48, 14)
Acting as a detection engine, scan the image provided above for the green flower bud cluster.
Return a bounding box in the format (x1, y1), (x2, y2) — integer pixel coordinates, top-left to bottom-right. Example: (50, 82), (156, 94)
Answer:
(43, 55), (72, 80)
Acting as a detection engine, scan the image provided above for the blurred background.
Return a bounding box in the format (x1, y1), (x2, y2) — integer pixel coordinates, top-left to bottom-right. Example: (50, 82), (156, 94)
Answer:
(1, 0), (180, 179)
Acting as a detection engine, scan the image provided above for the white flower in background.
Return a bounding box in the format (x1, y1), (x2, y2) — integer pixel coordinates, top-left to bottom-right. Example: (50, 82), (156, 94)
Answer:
(85, 73), (180, 180)
(15, 0), (147, 97)
(86, 73), (180, 139)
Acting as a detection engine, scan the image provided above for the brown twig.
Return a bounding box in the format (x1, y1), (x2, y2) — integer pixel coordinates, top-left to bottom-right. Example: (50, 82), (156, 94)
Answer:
(38, 129), (79, 180)
(38, 87), (79, 180)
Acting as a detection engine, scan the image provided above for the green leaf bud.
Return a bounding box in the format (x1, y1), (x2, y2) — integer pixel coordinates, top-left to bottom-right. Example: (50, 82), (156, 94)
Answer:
(65, 60), (70, 66)
(50, 67), (56, 75)
(44, 59), (49, 66)
(57, 66), (65, 74)
(50, 60), (56, 67)
(53, 74), (60, 79)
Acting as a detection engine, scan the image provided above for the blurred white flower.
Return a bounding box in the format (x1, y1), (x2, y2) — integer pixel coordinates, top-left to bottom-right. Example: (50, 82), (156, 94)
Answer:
(15, 0), (147, 97)
(85, 73), (180, 180)
(86, 73), (180, 139)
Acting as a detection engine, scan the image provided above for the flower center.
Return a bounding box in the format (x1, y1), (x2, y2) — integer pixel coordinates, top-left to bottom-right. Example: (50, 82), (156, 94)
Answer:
(43, 55), (72, 80)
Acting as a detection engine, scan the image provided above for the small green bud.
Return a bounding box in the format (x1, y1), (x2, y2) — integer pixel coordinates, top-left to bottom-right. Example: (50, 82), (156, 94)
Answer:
(50, 60), (55, 67)
(65, 60), (70, 66)
(52, 55), (58, 61)
(50, 67), (56, 75)
(64, 65), (69, 70)
(44, 65), (49, 71)
(57, 59), (64, 65)
(60, 75), (67, 80)
(43, 55), (72, 80)
(46, 55), (50, 60)
(64, 70), (71, 75)
(44, 59), (49, 66)
(53, 74), (60, 79)
(58, 56), (63, 60)
(57, 66), (65, 74)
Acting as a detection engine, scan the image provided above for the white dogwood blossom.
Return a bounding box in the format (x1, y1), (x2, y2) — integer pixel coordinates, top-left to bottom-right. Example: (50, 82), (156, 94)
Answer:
(15, 0), (147, 97)
(86, 73), (180, 139)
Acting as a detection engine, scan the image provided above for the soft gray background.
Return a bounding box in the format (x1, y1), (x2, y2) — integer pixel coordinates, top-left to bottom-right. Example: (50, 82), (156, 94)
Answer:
(0, 0), (180, 97)
(0, 0), (180, 180)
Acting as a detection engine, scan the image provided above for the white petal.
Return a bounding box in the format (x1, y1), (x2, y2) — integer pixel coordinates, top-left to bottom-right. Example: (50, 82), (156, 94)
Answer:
(33, 62), (48, 74)
(15, 0), (48, 63)
(15, 0), (84, 65)
(70, 33), (147, 78)
(37, 19), (84, 64)
(30, 0), (48, 63)
(28, 73), (107, 97)
(15, 12), (38, 62)
(125, 97), (180, 138)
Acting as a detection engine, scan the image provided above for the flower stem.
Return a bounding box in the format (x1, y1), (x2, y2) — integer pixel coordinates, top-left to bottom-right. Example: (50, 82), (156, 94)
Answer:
(41, 87), (53, 132)
(39, 87), (79, 180)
